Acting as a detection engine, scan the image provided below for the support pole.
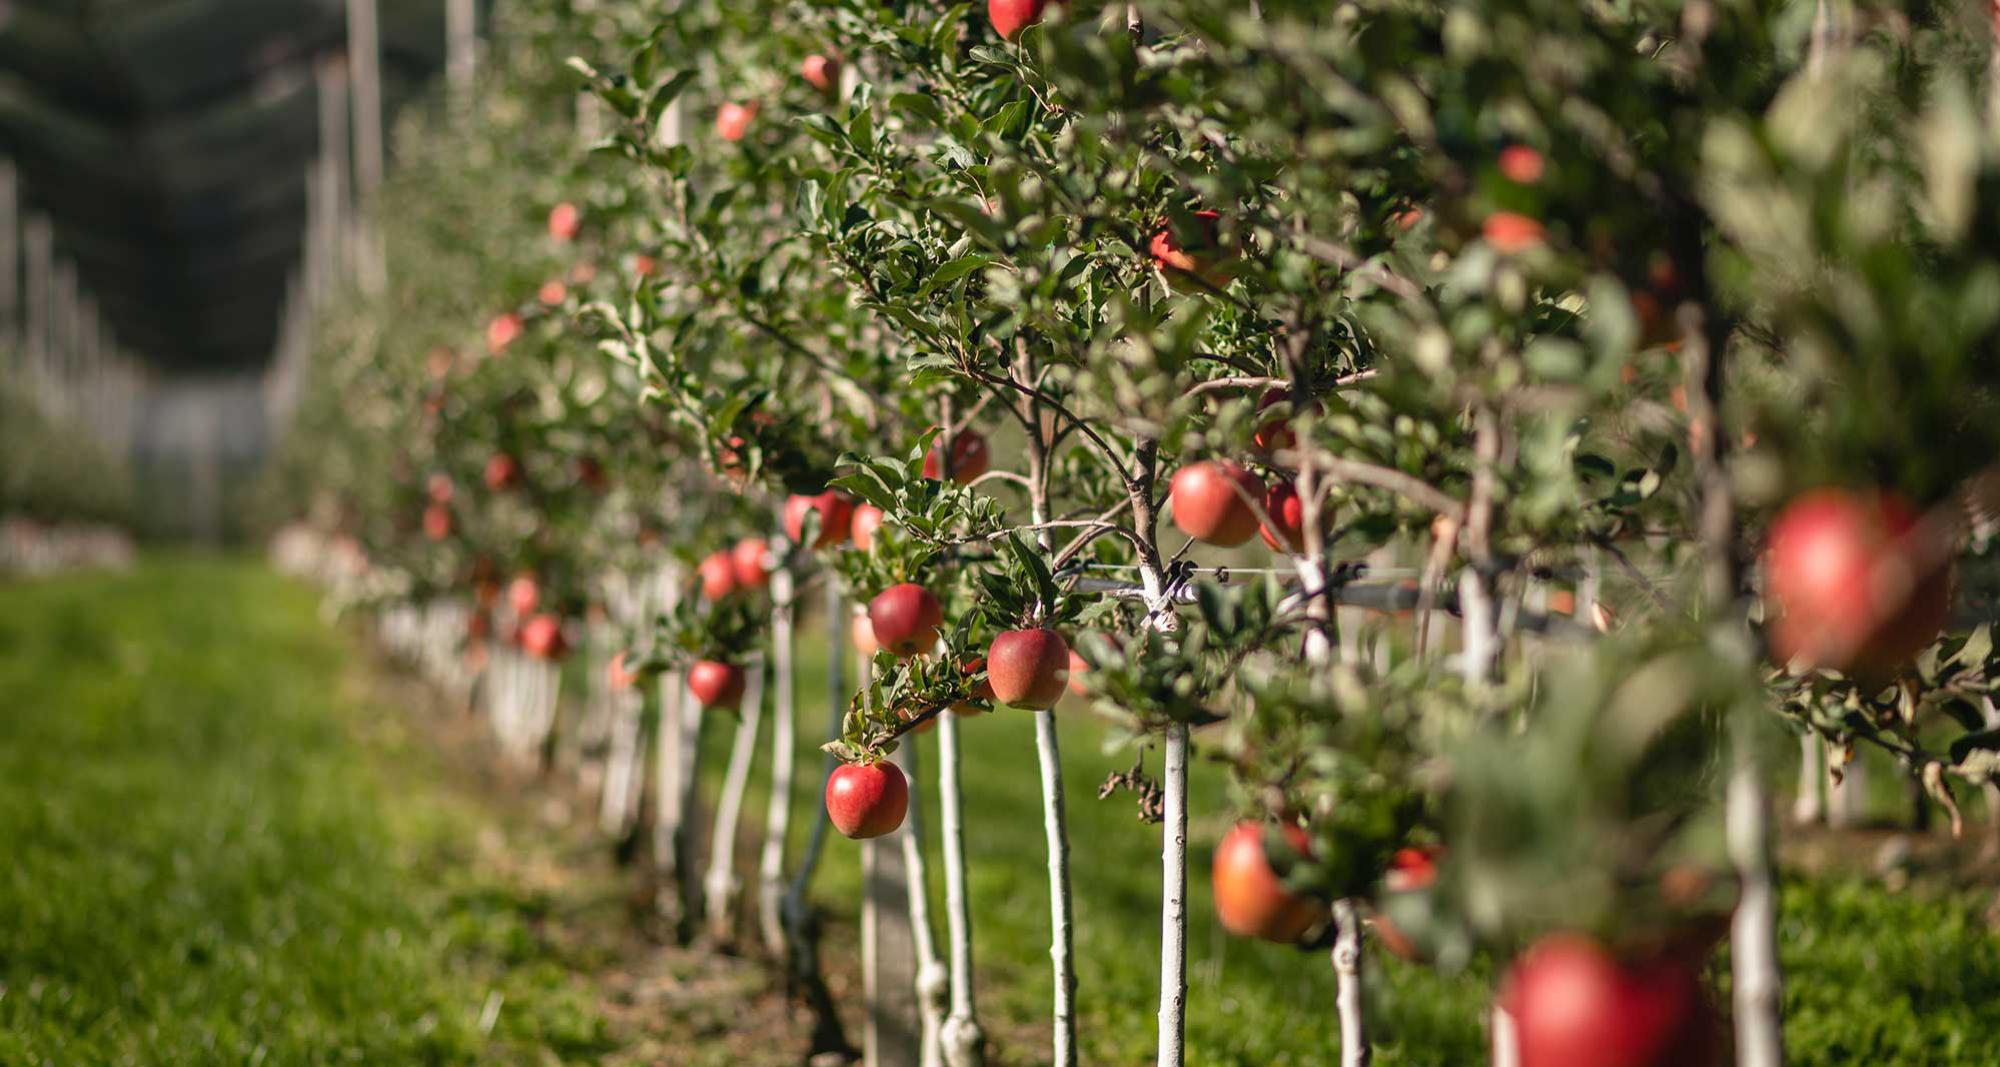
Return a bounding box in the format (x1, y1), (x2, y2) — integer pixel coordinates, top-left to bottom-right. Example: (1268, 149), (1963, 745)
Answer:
(345, 0), (387, 293)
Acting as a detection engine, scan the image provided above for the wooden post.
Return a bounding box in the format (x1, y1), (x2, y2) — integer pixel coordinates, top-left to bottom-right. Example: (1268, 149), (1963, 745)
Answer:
(0, 161), (17, 353)
(345, 0), (387, 293)
(315, 59), (352, 294)
(446, 0), (477, 111)
(23, 215), (50, 397)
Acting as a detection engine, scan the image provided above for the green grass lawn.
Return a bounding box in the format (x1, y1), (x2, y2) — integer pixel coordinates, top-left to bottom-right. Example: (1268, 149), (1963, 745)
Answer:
(2, 557), (1996, 1066)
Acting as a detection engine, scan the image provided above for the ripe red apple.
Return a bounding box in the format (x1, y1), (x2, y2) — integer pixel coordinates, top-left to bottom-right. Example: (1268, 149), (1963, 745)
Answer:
(731, 538), (771, 590)
(423, 503), (452, 542)
(1373, 845), (1442, 962)
(715, 102), (757, 142)
(1483, 211), (1546, 254)
(1498, 145), (1546, 184)
(483, 453), (520, 491)
(548, 201), (581, 242)
(1252, 389), (1297, 453)
(427, 473), (454, 504)
(606, 651), (638, 692)
(1170, 460), (1265, 546)
(851, 503), (886, 552)
(485, 312), (522, 355)
(1066, 647), (1091, 697)
(574, 457), (607, 492)
(851, 612), (882, 656)
(988, 0), (1050, 39)
(953, 654), (997, 715)
(1212, 822), (1323, 943)
(1764, 489), (1951, 674)
(1148, 209), (1225, 281)
(538, 279), (567, 306)
(520, 614), (568, 661)
(801, 53), (840, 93)
(632, 254), (658, 277)
(986, 628), (1069, 710)
(1259, 478), (1305, 553)
(783, 491), (855, 549)
(507, 574), (540, 618)
(466, 610), (491, 643)
(1499, 934), (1720, 1067)
(825, 761), (909, 839)
(868, 582), (944, 657)
(569, 261), (598, 285)
(923, 431), (991, 484)
(689, 659), (748, 710)
(698, 550), (739, 602)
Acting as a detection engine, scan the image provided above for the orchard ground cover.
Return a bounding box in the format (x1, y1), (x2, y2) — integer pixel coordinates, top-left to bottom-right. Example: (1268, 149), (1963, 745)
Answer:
(1, 557), (1996, 1065)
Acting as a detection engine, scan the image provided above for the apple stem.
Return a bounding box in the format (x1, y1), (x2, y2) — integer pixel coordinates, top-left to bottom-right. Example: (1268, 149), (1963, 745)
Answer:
(704, 652), (765, 944)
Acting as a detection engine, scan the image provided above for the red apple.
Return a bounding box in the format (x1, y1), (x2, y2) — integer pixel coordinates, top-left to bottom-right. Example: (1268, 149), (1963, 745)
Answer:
(852, 612), (882, 656)
(784, 491), (855, 549)
(1259, 478), (1305, 553)
(574, 457), (607, 492)
(698, 550), (739, 602)
(423, 503), (452, 542)
(1148, 209), (1226, 281)
(1484, 211), (1546, 254)
(851, 503), (886, 552)
(1212, 822), (1323, 943)
(1252, 389), (1298, 453)
(987, 628), (1069, 710)
(466, 611), (491, 644)
(689, 659), (747, 710)
(801, 53), (840, 93)
(731, 538), (771, 590)
(606, 651), (638, 692)
(569, 261), (598, 285)
(548, 201), (581, 242)
(1066, 647), (1091, 697)
(1170, 460), (1265, 546)
(507, 574), (540, 618)
(537, 279), (567, 306)
(1373, 845), (1441, 961)
(715, 102), (757, 142)
(1498, 145), (1546, 184)
(485, 312), (522, 355)
(633, 254), (658, 278)
(923, 431), (991, 484)
(825, 761), (909, 839)
(951, 654), (998, 715)
(868, 583), (944, 657)
(988, 0), (1050, 39)
(483, 453), (520, 491)
(427, 473), (454, 504)
(1764, 489), (1951, 674)
(1499, 934), (1720, 1067)
(520, 614), (568, 661)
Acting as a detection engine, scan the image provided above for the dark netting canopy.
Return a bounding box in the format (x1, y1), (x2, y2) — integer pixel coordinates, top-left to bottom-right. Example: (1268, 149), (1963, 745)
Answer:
(0, 0), (464, 373)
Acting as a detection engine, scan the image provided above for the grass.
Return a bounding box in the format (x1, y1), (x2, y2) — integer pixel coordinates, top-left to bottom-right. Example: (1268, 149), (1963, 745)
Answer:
(0, 557), (618, 1065)
(2, 557), (1996, 1065)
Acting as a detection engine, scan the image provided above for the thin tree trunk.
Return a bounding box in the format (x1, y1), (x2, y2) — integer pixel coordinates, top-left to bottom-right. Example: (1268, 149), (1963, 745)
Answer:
(1728, 725), (1786, 1067)
(758, 566), (797, 955)
(862, 650), (921, 1066)
(900, 735), (947, 1067)
(653, 669), (692, 931)
(705, 654), (766, 944)
(1332, 900), (1370, 1067)
(782, 578), (856, 1061)
(937, 708), (986, 1067)
(1020, 438), (1078, 1067)
(1791, 733), (1823, 825)
(1155, 721), (1189, 1067)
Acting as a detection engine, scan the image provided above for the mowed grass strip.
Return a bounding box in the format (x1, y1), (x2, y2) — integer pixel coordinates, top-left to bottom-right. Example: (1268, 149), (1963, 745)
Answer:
(0, 558), (613, 1065)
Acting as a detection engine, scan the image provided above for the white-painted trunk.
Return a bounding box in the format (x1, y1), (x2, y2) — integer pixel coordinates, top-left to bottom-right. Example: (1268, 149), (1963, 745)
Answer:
(1791, 733), (1823, 826)
(1027, 498), (1078, 1067)
(937, 710), (986, 1067)
(599, 689), (642, 834)
(1155, 722), (1189, 1067)
(1332, 900), (1369, 1067)
(900, 737), (947, 1067)
(758, 567), (799, 955)
(705, 655), (766, 943)
(1728, 728), (1786, 1067)
(1490, 1004), (1521, 1067)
